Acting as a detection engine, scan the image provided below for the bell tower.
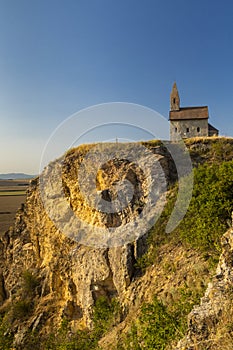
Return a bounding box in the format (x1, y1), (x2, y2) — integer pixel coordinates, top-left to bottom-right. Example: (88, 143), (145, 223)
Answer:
(170, 82), (180, 111)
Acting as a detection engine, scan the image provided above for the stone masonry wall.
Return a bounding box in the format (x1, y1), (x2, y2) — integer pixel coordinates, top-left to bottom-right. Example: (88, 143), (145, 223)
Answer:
(170, 118), (208, 140)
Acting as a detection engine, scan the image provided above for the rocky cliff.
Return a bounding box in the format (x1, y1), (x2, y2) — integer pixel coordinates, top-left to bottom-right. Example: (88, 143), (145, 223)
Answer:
(176, 216), (233, 350)
(0, 137), (232, 349)
(0, 141), (175, 346)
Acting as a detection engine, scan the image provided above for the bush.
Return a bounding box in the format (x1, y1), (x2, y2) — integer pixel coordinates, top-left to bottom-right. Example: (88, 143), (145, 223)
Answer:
(44, 319), (98, 350)
(93, 296), (121, 337)
(41, 296), (121, 349)
(137, 160), (233, 269)
(119, 297), (178, 350)
(0, 316), (13, 350)
(178, 160), (233, 256)
(12, 300), (32, 320)
(118, 283), (206, 350)
(21, 270), (39, 296)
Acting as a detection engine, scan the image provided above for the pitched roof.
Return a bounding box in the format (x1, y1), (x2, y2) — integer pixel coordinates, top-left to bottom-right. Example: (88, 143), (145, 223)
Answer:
(208, 123), (219, 132)
(169, 106), (209, 120)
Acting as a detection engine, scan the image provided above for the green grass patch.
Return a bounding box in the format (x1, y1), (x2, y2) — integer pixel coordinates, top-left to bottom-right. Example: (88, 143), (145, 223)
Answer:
(93, 296), (122, 338)
(117, 297), (179, 350)
(137, 159), (233, 269)
(177, 160), (233, 257)
(129, 159), (233, 349)
(117, 283), (206, 350)
(0, 316), (14, 350)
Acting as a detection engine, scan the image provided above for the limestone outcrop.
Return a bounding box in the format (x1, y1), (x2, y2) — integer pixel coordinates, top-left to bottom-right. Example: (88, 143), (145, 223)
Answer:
(176, 217), (233, 350)
(0, 138), (232, 348)
(0, 142), (175, 345)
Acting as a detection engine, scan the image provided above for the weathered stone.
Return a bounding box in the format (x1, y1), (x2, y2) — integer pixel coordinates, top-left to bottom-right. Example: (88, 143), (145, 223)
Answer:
(176, 220), (233, 350)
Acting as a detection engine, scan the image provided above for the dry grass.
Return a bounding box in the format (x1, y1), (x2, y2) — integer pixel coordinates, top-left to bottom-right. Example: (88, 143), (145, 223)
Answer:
(184, 136), (233, 145)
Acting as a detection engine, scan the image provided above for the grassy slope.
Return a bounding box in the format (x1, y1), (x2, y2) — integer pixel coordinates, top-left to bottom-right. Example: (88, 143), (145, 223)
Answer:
(101, 137), (233, 349)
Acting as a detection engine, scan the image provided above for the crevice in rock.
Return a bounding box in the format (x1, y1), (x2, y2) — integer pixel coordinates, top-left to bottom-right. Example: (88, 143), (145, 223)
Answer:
(62, 300), (83, 321)
(91, 249), (118, 303)
(0, 272), (7, 304)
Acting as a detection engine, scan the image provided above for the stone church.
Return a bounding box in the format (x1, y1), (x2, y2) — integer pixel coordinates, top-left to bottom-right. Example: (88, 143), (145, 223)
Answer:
(169, 82), (219, 140)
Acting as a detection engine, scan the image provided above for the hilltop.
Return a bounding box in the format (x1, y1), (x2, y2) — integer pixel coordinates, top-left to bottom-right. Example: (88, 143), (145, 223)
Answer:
(0, 137), (233, 349)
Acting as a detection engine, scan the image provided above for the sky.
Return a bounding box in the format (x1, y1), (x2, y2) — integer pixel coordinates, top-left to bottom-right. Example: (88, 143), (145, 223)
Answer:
(0, 0), (233, 174)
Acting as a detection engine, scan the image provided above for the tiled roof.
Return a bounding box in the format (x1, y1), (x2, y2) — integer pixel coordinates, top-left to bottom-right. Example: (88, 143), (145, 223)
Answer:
(169, 106), (209, 120)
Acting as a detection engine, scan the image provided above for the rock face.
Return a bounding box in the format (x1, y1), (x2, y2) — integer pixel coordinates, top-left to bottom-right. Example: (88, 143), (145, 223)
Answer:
(176, 217), (233, 350)
(0, 138), (232, 348)
(0, 142), (177, 345)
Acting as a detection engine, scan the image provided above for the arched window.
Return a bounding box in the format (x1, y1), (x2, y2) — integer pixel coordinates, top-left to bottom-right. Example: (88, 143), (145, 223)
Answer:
(173, 98), (176, 104)
(197, 127), (200, 132)
(186, 127), (189, 133)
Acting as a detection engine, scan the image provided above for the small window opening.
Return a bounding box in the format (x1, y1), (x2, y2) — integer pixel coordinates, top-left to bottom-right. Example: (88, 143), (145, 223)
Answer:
(186, 127), (189, 133)
(173, 98), (176, 104)
(197, 127), (200, 132)
(175, 127), (177, 132)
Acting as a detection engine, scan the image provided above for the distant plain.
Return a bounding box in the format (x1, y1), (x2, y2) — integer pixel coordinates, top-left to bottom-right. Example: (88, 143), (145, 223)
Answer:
(0, 179), (29, 234)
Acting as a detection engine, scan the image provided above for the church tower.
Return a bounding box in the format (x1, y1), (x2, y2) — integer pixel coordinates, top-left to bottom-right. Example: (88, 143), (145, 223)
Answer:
(170, 82), (180, 111)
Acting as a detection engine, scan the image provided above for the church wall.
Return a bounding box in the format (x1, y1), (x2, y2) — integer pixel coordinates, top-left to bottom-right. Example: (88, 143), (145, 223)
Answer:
(170, 119), (208, 140)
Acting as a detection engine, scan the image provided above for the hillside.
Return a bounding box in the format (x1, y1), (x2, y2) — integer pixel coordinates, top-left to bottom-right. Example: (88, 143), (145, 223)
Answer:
(0, 137), (233, 349)
(0, 174), (35, 180)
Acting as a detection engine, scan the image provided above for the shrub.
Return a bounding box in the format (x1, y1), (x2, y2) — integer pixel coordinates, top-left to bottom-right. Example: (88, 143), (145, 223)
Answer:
(0, 316), (13, 350)
(119, 297), (178, 350)
(44, 320), (98, 350)
(178, 160), (233, 257)
(12, 300), (32, 320)
(21, 270), (39, 296)
(93, 296), (121, 337)
(137, 160), (233, 269)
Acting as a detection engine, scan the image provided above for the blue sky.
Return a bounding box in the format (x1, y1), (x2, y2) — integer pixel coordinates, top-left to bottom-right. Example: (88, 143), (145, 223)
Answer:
(0, 0), (233, 173)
